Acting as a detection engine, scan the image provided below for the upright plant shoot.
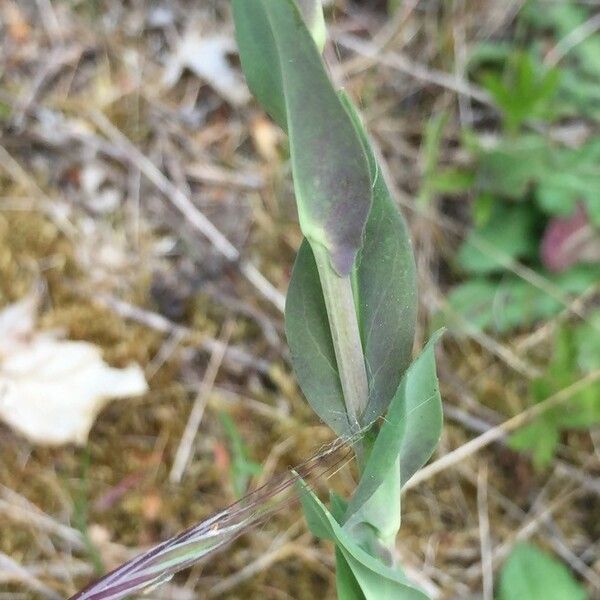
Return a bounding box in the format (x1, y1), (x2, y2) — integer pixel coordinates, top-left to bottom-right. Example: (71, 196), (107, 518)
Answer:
(232, 1), (443, 597)
(68, 2), (444, 598)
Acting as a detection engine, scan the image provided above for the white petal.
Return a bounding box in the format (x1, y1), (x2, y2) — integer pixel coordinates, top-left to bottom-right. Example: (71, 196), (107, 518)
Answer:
(0, 300), (148, 446)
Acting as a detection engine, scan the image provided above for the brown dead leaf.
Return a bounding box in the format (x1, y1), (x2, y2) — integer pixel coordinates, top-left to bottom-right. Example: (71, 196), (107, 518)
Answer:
(142, 491), (163, 521)
(251, 116), (281, 163)
(5, 3), (30, 43)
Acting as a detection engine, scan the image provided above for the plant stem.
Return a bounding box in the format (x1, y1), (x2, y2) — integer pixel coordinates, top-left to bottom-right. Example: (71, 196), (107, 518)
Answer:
(312, 244), (368, 430)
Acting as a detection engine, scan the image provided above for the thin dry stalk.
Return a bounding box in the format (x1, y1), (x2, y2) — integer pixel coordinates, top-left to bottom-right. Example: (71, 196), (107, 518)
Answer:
(334, 33), (492, 105)
(477, 463), (493, 600)
(431, 293), (541, 378)
(481, 489), (579, 579)
(89, 292), (271, 375)
(170, 319), (235, 483)
(545, 12), (600, 67)
(88, 111), (285, 312)
(0, 552), (62, 600)
(404, 369), (600, 489)
(206, 531), (299, 597)
(0, 487), (85, 550)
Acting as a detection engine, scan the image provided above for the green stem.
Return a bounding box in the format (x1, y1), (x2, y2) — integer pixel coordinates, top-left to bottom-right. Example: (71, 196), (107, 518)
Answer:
(312, 244), (368, 431)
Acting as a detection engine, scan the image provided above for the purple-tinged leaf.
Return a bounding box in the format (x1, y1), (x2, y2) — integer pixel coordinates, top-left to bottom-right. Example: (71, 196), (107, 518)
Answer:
(233, 0), (372, 276)
(541, 204), (600, 272)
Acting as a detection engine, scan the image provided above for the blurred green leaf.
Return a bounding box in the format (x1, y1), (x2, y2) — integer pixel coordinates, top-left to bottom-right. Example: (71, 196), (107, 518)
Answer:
(536, 140), (600, 225)
(472, 193), (495, 227)
(285, 95), (417, 435)
(416, 113), (474, 200)
(574, 310), (600, 373)
(476, 135), (549, 198)
(387, 0), (402, 15)
(0, 100), (11, 122)
(524, 2), (600, 76)
(481, 52), (560, 132)
(468, 41), (513, 70)
(522, 2), (600, 119)
(509, 324), (600, 468)
(219, 413), (262, 498)
(457, 202), (539, 274)
(428, 169), (475, 194)
(554, 69), (600, 120)
(446, 265), (600, 333)
(475, 136), (600, 225)
(509, 419), (559, 471)
(418, 111), (449, 206)
(498, 543), (587, 600)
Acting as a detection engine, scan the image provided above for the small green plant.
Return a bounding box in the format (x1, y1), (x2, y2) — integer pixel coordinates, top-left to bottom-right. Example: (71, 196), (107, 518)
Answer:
(68, 1), (443, 598)
(418, 111), (475, 207)
(498, 543), (587, 600)
(447, 1), (600, 334)
(481, 51), (560, 133)
(433, 1), (600, 471)
(219, 412), (262, 499)
(509, 316), (600, 469)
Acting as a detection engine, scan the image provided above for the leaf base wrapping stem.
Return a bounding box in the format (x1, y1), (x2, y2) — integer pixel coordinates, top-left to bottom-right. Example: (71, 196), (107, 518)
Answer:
(312, 243), (369, 431)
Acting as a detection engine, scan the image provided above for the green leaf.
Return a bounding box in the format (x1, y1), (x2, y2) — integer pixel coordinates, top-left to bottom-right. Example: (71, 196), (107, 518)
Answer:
(233, 0), (372, 275)
(285, 240), (351, 435)
(472, 193), (495, 227)
(418, 111), (450, 206)
(340, 334), (442, 560)
(498, 543), (587, 600)
(345, 333), (443, 532)
(336, 548), (365, 600)
(446, 265), (600, 333)
(508, 324), (600, 468)
(524, 3), (600, 77)
(536, 140), (600, 226)
(532, 325), (600, 431)
(574, 310), (600, 373)
(509, 419), (559, 470)
(480, 52), (560, 132)
(468, 41), (513, 70)
(457, 202), (539, 275)
(285, 96), (417, 435)
(428, 169), (475, 194)
(295, 0), (326, 50)
(554, 69), (600, 120)
(344, 457), (401, 559)
(387, 0), (402, 15)
(342, 95), (418, 424)
(474, 134), (600, 225)
(476, 135), (549, 199)
(298, 481), (429, 600)
(554, 386), (600, 430)
(219, 413), (262, 498)
(232, 0), (286, 128)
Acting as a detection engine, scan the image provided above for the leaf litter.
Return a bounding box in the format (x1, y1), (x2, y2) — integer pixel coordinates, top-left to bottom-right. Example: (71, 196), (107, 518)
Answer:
(0, 290), (148, 446)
